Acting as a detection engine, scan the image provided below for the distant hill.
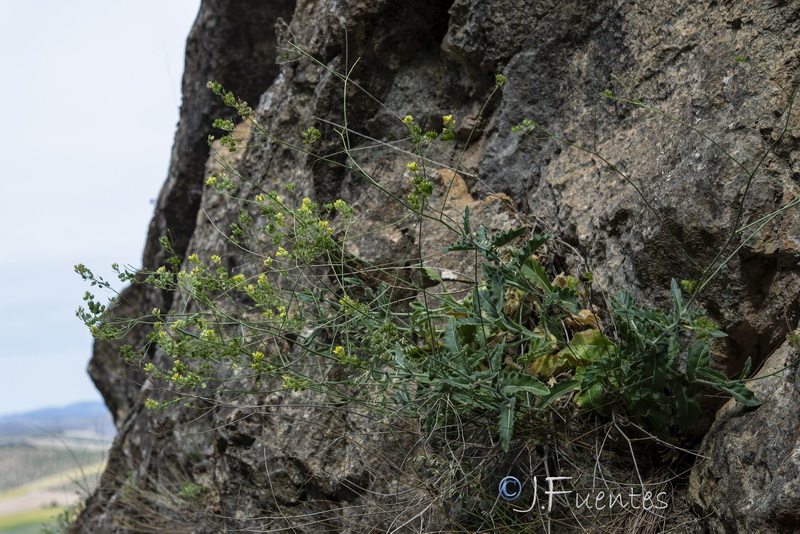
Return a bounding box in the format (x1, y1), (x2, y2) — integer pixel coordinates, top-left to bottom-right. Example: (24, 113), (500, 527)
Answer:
(0, 402), (112, 525)
(0, 401), (115, 442)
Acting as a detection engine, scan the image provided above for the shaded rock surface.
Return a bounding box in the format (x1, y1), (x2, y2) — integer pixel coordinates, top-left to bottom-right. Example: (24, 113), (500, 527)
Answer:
(76, 0), (800, 532)
(690, 339), (800, 533)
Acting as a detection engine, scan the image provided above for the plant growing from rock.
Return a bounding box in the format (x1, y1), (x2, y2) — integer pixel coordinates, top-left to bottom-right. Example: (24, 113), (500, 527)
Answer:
(75, 45), (799, 531)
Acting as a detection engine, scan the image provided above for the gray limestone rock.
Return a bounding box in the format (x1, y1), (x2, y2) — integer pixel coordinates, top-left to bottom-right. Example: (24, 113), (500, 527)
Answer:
(75, 0), (800, 532)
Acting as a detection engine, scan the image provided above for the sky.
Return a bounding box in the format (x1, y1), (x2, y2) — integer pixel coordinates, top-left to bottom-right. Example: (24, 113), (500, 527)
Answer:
(0, 1), (201, 417)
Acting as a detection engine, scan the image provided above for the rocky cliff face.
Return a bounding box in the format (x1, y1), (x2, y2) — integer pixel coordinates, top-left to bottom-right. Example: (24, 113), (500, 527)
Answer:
(75, 1), (800, 532)
(690, 341), (800, 534)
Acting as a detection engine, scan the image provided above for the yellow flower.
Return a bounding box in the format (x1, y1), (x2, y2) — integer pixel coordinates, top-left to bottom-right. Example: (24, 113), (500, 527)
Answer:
(276, 247), (289, 257)
(263, 257), (273, 267)
(211, 255), (221, 263)
(442, 114), (453, 123)
(406, 161), (418, 172)
(200, 329), (215, 341)
(205, 176), (217, 185)
(254, 194), (265, 203)
(188, 253), (199, 262)
(298, 197), (315, 217)
(402, 115), (414, 125)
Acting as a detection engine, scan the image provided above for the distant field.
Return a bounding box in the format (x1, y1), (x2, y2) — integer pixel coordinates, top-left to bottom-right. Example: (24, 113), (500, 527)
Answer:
(0, 444), (107, 533)
(0, 505), (66, 533)
(0, 444), (106, 494)
(0, 402), (113, 532)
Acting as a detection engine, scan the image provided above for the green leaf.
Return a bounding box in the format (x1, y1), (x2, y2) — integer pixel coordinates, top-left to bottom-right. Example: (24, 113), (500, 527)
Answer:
(446, 240), (476, 252)
(499, 396), (517, 452)
(436, 377), (474, 390)
(534, 380), (579, 409)
(527, 352), (566, 378)
(489, 342), (504, 373)
(496, 314), (527, 336)
(740, 356), (753, 380)
(670, 278), (684, 316)
(422, 267), (443, 285)
(478, 268), (505, 318)
(444, 317), (460, 356)
(490, 226), (528, 249)
(557, 329), (616, 367)
(574, 382), (606, 412)
(500, 372), (550, 396)
(542, 286), (580, 314)
(641, 346), (667, 393)
(664, 336), (681, 376)
(697, 367), (728, 382)
(446, 206), (475, 252)
(686, 341), (709, 382)
(392, 342), (406, 367)
(475, 225), (488, 247)
(296, 291), (318, 304)
(674, 384), (700, 424)
(520, 261), (553, 293)
(512, 233), (551, 267)
(714, 382), (761, 407)
(520, 334), (558, 363)
(612, 289), (635, 313)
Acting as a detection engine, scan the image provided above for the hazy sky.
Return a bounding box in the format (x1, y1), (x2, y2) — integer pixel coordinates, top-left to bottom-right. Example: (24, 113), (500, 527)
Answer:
(0, 2), (201, 417)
